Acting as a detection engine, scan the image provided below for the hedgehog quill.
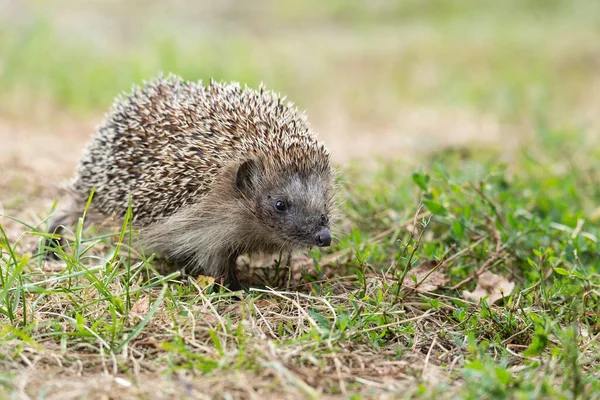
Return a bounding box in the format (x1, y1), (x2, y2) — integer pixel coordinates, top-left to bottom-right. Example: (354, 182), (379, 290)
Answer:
(42, 74), (337, 290)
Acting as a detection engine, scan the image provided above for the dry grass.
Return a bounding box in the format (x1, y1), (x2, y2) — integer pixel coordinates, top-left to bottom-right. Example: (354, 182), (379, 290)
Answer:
(1, 283), (457, 399)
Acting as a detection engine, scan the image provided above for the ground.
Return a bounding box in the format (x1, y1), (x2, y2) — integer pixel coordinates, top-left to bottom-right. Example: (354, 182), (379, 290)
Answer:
(1, 1), (600, 399)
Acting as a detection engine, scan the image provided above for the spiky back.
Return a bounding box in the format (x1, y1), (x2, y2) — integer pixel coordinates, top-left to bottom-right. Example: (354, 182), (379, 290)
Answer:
(72, 74), (332, 225)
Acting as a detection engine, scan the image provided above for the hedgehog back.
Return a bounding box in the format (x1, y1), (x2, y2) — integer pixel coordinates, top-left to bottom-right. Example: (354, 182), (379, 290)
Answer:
(71, 75), (331, 225)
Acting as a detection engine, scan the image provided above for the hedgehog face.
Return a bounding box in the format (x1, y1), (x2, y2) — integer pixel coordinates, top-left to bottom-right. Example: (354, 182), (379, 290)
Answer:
(236, 160), (333, 248)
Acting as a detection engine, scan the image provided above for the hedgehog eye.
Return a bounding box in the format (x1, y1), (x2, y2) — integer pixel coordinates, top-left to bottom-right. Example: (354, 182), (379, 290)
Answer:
(275, 200), (287, 212)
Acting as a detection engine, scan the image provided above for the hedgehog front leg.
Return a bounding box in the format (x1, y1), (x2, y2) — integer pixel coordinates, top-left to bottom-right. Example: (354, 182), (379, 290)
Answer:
(225, 263), (243, 291)
(39, 208), (79, 260)
(213, 253), (243, 291)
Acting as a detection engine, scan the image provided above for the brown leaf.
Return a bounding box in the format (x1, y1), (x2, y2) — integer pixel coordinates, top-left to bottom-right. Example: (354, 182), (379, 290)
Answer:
(462, 271), (515, 304)
(130, 296), (149, 315)
(402, 260), (448, 293)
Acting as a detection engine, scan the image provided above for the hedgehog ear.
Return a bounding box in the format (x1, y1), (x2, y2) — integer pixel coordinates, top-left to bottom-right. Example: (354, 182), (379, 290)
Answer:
(236, 159), (261, 195)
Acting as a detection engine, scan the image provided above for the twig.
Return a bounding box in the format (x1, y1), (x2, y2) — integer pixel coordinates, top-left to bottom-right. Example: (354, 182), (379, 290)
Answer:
(356, 309), (436, 334)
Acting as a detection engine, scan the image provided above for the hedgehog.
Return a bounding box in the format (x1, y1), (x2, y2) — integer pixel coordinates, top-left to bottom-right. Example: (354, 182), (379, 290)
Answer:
(42, 74), (337, 290)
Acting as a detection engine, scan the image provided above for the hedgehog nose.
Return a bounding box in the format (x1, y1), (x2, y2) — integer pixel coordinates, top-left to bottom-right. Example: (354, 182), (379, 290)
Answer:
(315, 229), (332, 247)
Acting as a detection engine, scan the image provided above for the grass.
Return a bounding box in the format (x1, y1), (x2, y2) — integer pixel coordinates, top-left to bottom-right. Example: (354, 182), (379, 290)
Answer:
(1, 129), (599, 398)
(1, 0), (600, 398)
(1, 0), (600, 127)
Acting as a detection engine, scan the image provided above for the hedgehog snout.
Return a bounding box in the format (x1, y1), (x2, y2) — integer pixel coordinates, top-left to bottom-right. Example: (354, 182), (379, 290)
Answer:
(314, 228), (332, 247)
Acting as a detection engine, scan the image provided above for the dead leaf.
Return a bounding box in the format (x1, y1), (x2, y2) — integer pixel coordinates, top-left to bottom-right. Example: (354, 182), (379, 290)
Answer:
(462, 271), (515, 304)
(195, 274), (215, 288)
(130, 296), (149, 315)
(402, 260), (448, 293)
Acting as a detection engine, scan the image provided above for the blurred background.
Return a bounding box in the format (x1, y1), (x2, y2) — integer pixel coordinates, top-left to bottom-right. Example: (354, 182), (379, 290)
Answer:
(0, 0), (599, 198)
